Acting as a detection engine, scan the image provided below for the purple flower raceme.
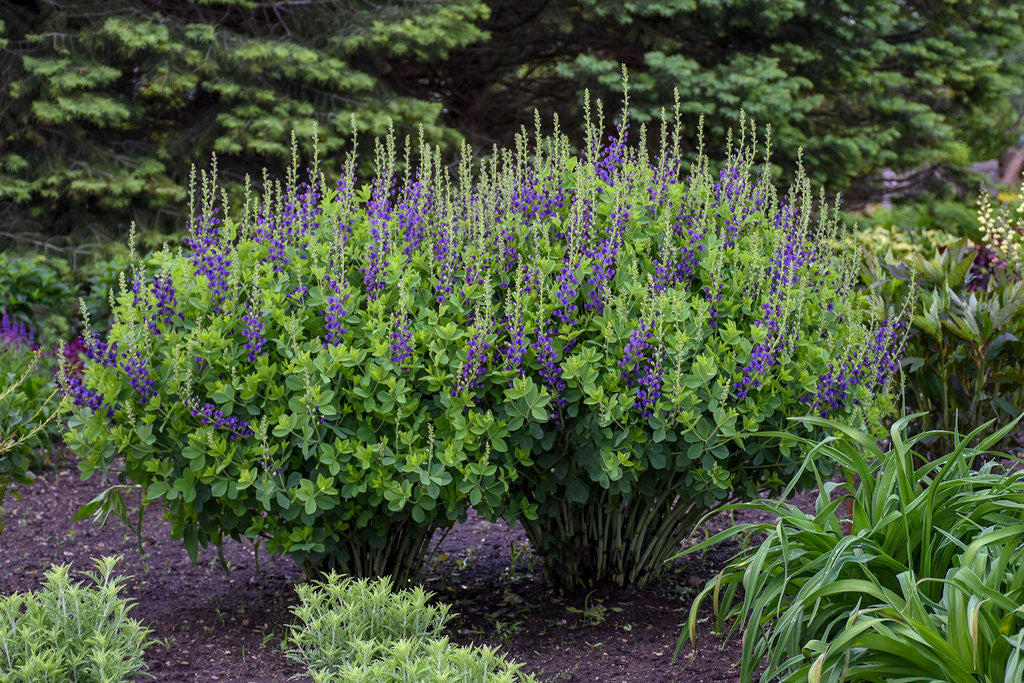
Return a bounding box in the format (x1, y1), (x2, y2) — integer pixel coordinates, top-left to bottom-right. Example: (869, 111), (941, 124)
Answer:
(531, 324), (566, 427)
(360, 175), (394, 301)
(60, 372), (114, 421)
(553, 261), (580, 326)
(120, 351), (155, 404)
(0, 313), (35, 349)
(502, 298), (528, 380)
(585, 205), (627, 313)
(618, 316), (664, 418)
(84, 335), (118, 367)
(803, 317), (907, 417)
(184, 206), (232, 308)
(150, 273), (178, 333)
(253, 204), (289, 273)
(596, 120), (629, 185)
(241, 293), (266, 363)
(287, 285), (309, 307)
(187, 398), (254, 439)
(455, 330), (491, 395)
(390, 317), (412, 367)
(323, 285), (350, 347)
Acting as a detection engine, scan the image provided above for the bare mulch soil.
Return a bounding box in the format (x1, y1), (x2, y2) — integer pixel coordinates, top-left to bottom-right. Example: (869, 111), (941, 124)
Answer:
(0, 454), (809, 682)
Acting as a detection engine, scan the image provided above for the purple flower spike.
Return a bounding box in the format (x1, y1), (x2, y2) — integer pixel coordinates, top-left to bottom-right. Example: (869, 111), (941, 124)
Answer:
(241, 294), (266, 363)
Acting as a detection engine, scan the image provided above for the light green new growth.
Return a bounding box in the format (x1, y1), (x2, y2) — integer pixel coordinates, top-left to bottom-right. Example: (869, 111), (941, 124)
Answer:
(0, 556), (152, 682)
(285, 574), (536, 682)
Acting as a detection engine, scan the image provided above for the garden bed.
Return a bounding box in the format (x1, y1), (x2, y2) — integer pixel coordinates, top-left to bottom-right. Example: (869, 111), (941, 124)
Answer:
(0, 452), (811, 681)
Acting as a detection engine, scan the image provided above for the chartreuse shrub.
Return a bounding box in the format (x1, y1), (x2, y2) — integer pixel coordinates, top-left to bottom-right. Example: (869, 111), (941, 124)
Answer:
(678, 415), (1024, 683)
(0, 556), (151, 682)
(64, 92), (906, 587)
(0, 315), (64, 534)
(853, 223), (957, 263)
(285, 574), (534, 682)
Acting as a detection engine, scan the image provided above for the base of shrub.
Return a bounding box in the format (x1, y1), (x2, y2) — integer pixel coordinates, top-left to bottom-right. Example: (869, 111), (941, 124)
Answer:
(298, 521), (437, 586)
(521, 485), (707, 590)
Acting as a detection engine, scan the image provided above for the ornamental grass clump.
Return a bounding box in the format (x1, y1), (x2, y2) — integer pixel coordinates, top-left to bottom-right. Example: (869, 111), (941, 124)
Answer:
(65, 82), (905, 586)
(678, 415), (1024, 682)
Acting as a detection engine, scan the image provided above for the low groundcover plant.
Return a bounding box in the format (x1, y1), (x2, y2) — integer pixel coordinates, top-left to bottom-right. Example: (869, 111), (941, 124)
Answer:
(0, 556), (151, 682)
(64, 81), (907, 587)
(284, 573), (534, 682)
(679, 415), (1024, 682)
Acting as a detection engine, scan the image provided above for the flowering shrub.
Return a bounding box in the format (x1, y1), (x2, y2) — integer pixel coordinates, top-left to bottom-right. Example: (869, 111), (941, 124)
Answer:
(978, 183), (1023, 276)
(0, 314), (64, 534)
(65, 97), (904, 586)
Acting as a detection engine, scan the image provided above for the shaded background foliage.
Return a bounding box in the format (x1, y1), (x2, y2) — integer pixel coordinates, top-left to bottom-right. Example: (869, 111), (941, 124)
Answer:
(1, 0), (1023, 240)
(0, 0), (486, 236)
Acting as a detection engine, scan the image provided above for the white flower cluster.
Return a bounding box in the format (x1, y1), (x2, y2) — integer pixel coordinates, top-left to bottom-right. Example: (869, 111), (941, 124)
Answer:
(978, 183), (1023, 274)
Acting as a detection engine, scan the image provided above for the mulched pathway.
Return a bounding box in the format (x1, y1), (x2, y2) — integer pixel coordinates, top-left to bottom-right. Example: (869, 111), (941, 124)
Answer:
(0, 453), (804, 682)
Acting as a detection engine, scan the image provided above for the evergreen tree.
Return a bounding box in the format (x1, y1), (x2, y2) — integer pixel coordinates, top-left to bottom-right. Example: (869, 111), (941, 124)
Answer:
(0, 0), (488, 235)
(391, 0), (1024, 203)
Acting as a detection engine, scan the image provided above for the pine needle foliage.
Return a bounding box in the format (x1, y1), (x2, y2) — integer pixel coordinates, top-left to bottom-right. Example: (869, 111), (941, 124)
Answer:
(0, 0), (487, 236)
(396, 0), (1024, 203)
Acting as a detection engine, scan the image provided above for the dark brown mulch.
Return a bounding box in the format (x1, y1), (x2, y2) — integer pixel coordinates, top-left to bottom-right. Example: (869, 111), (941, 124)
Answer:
(0, 455), (811, 682)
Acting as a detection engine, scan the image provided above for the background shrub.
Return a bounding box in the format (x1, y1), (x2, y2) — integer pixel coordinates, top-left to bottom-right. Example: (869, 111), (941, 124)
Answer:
(863, 230), (1024, 455)
(0, 556), (151, 682)
(285, 574), (534, 682)
(851, 224), (958, 263)
(0, 253), (74, 341)
(679, 415), (1024, 682)
(0, 316), (63, 534)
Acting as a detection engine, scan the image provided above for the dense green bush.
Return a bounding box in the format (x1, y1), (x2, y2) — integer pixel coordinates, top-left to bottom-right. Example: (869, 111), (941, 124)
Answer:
(65, 98), (904, 587)
(679, 415), (1024, 682)
(0, 556), (151, 682)
(0, 233), (179, 340)
(865, 237), (1024, 455)
(0, 253), (74, 341)
(848, 197), (985, 242)
(0, 316), (63, 534)
(285, 574), (534, 682)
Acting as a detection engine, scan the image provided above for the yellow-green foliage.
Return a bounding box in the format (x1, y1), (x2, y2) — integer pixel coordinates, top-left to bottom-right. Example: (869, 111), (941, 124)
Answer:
(285, 575), (535, 682)
(854, 223), (958, 262)
(0, 557), (151, 682)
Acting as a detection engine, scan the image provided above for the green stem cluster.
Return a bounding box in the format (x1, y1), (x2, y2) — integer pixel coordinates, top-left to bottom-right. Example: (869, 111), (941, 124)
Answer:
(521, 476), (708, 589)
